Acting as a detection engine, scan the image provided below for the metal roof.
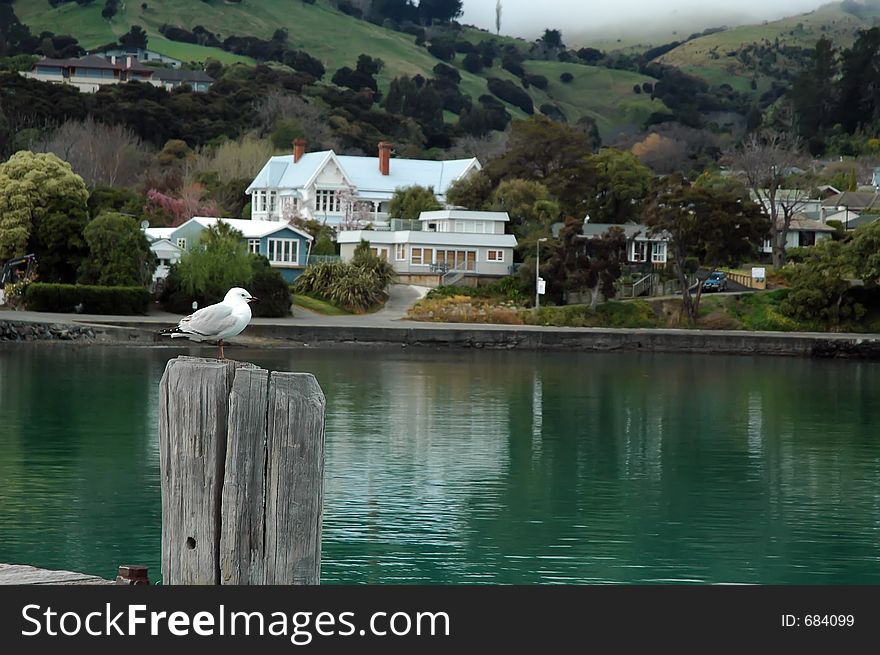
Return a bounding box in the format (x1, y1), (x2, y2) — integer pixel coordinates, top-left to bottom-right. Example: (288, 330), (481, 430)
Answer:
(177, 217), (314, 241)
(337, 230), (516, 248)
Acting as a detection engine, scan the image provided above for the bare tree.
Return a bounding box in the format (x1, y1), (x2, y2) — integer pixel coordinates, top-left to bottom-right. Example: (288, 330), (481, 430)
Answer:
(727, 131), (807, 268)
(447, 132), (509, 165)
(193, 137), (277, 184)
(254, 91), (339, 151)
(32, 117), (149, 188)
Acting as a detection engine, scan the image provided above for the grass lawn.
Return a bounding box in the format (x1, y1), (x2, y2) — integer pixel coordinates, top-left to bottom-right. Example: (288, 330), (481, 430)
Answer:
(292, 294), (350, 316)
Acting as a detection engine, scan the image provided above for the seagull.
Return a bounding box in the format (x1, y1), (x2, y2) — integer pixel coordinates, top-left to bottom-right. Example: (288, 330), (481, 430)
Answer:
(160, 287), (258, 359)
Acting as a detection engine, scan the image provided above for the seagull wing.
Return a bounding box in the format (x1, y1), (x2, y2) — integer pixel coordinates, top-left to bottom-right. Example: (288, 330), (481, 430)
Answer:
(177, 303), (239, 339)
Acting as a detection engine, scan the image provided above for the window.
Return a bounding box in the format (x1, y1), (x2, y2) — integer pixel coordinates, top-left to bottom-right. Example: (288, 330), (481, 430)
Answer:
(395, 244), (406, 260)
(487, 250), (504, 262)
(435, 250), (476, 271)
(651, 242), (666, 263)
(248, 239), (261, 255)
(267, 238), (299, 264)
(370, 247), (389, 260)
(315, 189), (340, 213)
(176, 238), (187, 250)
(268, 191), (277, 213)
(254, 191), (266, 213)
(631, 241), (647, 262)
(411, 247), (423, 265)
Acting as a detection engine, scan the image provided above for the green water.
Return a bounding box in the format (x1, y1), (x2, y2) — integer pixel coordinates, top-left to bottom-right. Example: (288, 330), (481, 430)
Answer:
(1, 344), (878, 584)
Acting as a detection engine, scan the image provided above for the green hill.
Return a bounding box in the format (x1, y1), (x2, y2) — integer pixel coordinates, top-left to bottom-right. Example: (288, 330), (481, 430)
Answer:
(657, 2), (880, 92)
(12, 0), (665, 138)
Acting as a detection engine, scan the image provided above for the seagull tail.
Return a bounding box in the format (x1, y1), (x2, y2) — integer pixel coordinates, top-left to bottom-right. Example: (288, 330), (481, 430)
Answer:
(159, 326), (186, 338)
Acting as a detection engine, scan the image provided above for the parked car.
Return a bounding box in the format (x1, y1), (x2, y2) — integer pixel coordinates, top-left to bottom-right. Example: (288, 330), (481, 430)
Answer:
(702, 271), (728, 292)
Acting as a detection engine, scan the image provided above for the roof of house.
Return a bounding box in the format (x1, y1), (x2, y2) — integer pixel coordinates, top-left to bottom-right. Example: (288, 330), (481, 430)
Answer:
(419, 209), (509, 222)
(786, 215), (836, 232)
(246, 150), (480, 198)
(842, 214), (879, 229)
(337, 230), (517, 248)
(821, 191), (880, 210)
(177, 217), (314, 241)
(34, 54), (153, 73)
(152, 69), (214, 83)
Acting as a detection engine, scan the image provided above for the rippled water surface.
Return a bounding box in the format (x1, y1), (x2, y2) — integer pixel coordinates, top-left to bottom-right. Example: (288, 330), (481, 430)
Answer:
(1, 344), (878, 583)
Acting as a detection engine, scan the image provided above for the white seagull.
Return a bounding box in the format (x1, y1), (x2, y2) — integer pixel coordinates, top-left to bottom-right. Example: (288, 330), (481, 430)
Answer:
(160, 287), (258, 359)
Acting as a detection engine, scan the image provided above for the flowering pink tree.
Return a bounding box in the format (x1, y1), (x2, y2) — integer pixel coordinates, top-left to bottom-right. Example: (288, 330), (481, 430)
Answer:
(145, 182), (220, 226)
(336, 185), (373, 230)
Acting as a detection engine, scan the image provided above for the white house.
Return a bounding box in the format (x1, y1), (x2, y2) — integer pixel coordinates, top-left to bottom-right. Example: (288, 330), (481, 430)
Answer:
(245, 140), (481, 226)
(144, 227), (184, 287)
(337, 210), (516, 283)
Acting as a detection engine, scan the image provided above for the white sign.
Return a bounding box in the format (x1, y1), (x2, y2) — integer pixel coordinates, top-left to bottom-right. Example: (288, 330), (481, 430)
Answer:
(537, 279), (546, 295)
(751, 267), (766, 280)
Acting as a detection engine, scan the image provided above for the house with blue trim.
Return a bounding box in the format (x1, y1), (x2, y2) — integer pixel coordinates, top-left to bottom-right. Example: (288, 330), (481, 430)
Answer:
(170, 217), (314, 283)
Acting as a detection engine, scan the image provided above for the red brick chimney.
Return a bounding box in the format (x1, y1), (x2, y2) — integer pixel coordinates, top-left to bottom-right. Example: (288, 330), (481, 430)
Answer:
(293, 138), (306, 163)
(378, 141), (392, 176)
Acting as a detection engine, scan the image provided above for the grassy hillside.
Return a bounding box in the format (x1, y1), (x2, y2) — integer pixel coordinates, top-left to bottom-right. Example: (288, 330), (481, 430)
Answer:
(13, 0), (665, 138)
(657, 2), (880, 89)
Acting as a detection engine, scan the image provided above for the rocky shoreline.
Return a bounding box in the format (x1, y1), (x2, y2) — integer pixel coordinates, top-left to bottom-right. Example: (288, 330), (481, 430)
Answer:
(0, 320), (97, 342)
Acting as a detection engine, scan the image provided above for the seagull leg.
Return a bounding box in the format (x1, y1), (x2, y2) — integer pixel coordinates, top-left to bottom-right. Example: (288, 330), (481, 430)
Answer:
(218, 339), (225, 360)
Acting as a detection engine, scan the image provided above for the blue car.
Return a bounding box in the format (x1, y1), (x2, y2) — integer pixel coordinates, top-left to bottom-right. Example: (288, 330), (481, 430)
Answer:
(702, 271), (728, 292)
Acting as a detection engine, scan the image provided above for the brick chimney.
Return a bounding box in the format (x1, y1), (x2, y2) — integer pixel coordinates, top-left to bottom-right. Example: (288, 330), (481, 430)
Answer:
(293, 138), (306, 163)
(378, 141), (392, 176)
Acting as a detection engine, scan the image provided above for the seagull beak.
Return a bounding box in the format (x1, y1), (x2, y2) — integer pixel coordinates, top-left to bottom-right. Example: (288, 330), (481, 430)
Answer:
(248, 297), (259, 303)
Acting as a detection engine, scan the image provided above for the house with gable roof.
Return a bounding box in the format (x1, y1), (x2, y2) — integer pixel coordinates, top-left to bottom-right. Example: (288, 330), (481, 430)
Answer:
(169, 217), (314, 283)
(245, 140), (481, 226)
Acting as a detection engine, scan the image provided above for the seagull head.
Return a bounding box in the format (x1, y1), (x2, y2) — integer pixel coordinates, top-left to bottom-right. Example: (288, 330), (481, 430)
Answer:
(225, 287), (259, 304)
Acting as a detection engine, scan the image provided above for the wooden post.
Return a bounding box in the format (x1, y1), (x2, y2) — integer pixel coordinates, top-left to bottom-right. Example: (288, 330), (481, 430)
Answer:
(159, 356), (325, 585)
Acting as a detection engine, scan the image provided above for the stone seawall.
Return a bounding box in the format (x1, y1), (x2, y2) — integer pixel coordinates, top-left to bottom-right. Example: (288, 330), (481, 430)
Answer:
(2, 317), (879, 359)
(243, 324), (880, 359)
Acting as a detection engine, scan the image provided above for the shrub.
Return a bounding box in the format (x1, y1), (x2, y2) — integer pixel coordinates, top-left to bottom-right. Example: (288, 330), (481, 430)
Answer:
(248, 256), (293, 318)
(524, 74), (548, 90)
(25, 283), (150, 315)
(463, 51), (484, 74)
(560, 72), (574, 83)
(427, 42), (456, 62)
(487, 77), (534, 114)
(292, 257), (393, 313)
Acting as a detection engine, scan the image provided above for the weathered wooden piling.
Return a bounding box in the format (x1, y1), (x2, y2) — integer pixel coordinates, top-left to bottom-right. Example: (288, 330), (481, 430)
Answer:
(159, 356), (325, 585)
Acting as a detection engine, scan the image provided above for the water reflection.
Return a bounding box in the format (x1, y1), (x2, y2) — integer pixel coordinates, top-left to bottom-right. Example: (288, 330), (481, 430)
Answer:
(0, 345), (878, 584)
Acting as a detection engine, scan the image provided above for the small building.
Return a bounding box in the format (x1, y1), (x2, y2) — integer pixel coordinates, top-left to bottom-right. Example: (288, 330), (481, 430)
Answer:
(144, 227), (184, 287)
(246, 140), (481, 226)
(170, 217), (314, 283)
(576, 222), (669, 265)
(821, 191), (880, 214)
(152, 68), (214, 92)
(337, 210), (516, 285)
(760, 215), (835, 255)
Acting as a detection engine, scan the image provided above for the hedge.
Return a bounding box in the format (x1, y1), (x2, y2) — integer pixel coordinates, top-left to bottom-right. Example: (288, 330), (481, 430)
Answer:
(24, 283), (151, 315)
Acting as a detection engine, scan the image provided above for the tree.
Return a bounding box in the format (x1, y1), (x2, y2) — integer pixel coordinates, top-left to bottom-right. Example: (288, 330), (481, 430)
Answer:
(418, 0), (463, 24)
(643, 175), (768, 324)
(584, 149), (653, 224)
(78, 212), (155, 286)
(31, 116), (147, 188)
(847, 219), (880, 285)
(728, 131), (806, 268)
(175, 222), (253, 302)
(388, 185), (440, 220)
(446, 170), (493, 209)
(145, 183), (219, 227)
(539, 29), (563, 50)
(0, 151), (89, 283)
(496, 0), (502, 35)
(118, 25), (148, 49)
(780, 240), (863, 325)
(491, 178), (556, 234)
(486, 116), (597, 217)
(789, 36), (836, 151)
